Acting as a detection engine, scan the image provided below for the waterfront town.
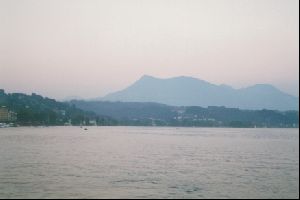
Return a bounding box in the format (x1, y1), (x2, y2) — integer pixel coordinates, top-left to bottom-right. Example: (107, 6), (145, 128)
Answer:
(0, 106), (17, 127)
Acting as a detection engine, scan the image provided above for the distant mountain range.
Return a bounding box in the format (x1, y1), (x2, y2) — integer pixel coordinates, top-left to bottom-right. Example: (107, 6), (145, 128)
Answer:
(99, 75), (299, 111)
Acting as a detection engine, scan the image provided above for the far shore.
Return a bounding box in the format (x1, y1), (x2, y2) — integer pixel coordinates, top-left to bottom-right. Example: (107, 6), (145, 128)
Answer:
(0, 123), (298, 129)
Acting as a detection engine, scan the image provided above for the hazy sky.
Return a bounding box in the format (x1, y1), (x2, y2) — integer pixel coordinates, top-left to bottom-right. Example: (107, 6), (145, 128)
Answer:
(0, 0), (299, 99)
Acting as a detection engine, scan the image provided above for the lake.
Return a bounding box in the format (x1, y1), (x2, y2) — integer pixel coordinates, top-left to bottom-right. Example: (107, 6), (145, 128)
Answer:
(0, 127), (298, 199)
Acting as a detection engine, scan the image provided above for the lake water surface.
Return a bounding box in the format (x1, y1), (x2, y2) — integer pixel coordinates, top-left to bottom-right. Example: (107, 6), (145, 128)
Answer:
(0, 127), (298, 199)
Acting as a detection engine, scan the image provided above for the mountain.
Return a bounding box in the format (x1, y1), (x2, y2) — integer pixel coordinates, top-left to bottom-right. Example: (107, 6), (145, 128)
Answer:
(99, 75), (299, 110)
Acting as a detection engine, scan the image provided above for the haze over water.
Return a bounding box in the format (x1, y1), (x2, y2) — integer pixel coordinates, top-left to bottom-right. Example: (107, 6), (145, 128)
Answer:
(0, 127), (298, 199)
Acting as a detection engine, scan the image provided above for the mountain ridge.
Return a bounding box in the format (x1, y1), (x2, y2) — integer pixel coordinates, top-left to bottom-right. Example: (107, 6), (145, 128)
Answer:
(98, 75), (299, 111)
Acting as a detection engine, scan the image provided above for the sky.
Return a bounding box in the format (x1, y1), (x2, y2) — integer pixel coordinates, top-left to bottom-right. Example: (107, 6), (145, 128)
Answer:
(0, 0), (299, 100)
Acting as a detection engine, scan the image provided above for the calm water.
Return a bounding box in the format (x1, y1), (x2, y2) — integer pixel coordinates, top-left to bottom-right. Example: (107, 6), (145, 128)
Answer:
(0, 127), (298, 199)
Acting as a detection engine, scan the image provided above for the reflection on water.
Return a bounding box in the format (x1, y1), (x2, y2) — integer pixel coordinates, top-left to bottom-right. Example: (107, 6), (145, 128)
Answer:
(0, 127), (298, 198)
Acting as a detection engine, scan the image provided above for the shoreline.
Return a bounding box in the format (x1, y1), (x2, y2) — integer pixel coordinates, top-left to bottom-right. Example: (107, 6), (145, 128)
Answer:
(0, 123), (298, 129)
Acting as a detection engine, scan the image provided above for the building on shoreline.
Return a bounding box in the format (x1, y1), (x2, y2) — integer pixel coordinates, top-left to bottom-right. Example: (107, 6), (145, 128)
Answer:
(0, 106), (17, 122)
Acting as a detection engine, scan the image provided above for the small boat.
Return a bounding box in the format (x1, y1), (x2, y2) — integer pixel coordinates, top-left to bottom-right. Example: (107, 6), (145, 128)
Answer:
(84, 128), (88, 130)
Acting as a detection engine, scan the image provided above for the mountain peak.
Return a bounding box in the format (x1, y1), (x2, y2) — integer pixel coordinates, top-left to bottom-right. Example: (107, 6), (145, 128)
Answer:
(140, 75), (157, 80)
(100, 75), (298, 110)
(251, 84), (277, 89)
(242, 84), (280, 92)
(139, 75), (207, 83)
